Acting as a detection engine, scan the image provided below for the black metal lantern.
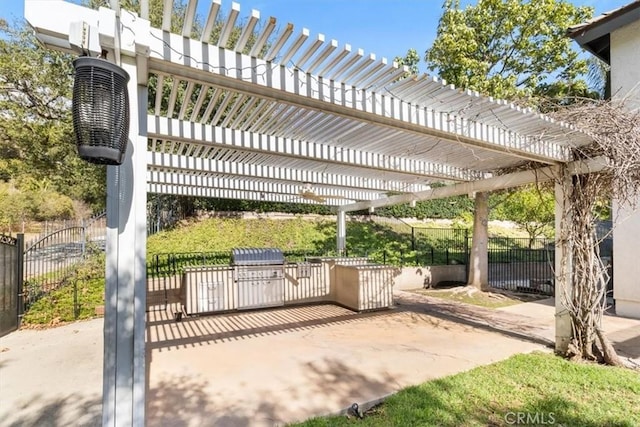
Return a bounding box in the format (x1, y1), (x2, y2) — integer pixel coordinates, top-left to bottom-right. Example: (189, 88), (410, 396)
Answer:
(72, 57), (130, 165)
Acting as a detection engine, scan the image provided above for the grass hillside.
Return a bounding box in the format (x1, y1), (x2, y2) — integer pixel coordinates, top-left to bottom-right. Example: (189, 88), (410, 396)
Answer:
(147, 216), (528, 260)
(147, 217), (337, 255)
(146, 216), (427, 259)
(146, 215), (489, 268)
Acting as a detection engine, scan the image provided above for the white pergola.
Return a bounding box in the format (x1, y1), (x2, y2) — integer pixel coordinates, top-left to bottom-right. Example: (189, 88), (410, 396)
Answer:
(25, 1), (603, 425)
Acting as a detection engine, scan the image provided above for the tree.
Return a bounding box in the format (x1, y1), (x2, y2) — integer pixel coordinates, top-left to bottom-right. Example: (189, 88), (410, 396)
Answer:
(586, 56), (610, 100)
(425, 0), (593, 102)
(423, 1), (637, 367)
(422, 0), (594, 292)
(0, 19), (107, 210)
(0, 183), (29, 233)
(394, 48), (420, 76)
(493, 184), (555, 245)
(0, 179), (76, 233)
(1, 1), (265, 217)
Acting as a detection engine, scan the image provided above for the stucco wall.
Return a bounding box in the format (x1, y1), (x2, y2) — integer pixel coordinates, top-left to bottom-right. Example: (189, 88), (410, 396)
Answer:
(611, 18), (640, 319)
(612, 199), (640, 318)
(393, 265), (467, 290)
(611, 19), (640, 111)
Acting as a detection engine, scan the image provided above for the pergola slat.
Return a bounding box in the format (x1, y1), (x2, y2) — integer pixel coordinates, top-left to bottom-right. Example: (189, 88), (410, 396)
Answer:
(148, 152), (433, 193)
(148, 116), (483, 181)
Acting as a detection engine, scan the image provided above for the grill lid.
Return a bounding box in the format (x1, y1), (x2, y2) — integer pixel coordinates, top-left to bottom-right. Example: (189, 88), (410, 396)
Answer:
(232, 248), (285, 265)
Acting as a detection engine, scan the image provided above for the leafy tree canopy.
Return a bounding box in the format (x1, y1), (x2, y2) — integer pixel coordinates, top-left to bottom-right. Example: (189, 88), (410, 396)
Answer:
(425, 0), (594, 103)
(0, 19), (106, 212)
(1, 0), (263, 225)
(394, 48), (420, 77)
(492, 184), (555, 241)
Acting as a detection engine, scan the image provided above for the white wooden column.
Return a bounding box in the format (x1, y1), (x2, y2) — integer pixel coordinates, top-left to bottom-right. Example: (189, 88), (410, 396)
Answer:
(337, 209), (346, 255)
(555, 166), (572, 353)
(103, 54), (147, 426)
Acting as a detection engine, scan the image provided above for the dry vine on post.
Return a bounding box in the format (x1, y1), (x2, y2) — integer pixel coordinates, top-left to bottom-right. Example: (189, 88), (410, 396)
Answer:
(550, 98), (640, 366)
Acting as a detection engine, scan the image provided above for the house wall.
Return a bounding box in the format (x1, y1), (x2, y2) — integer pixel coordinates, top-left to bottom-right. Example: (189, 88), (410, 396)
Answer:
(611, 19), (640, 319)
(611, 19), (640, 111)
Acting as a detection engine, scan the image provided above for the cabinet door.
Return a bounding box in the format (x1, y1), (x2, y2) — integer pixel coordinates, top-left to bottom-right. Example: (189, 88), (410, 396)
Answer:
(197, 281), (224, 312)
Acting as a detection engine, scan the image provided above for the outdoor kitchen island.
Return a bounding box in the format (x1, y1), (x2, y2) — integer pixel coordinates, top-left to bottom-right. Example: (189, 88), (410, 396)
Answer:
(180, 250), (398, 317)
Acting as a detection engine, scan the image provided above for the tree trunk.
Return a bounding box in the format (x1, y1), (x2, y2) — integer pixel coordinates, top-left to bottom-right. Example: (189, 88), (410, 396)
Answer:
(467, 192), (490, 291)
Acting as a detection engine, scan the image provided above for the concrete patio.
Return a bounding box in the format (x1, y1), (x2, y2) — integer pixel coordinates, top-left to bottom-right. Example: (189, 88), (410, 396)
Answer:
(2, 291), (639, 426)
(144, 291), (640, 426)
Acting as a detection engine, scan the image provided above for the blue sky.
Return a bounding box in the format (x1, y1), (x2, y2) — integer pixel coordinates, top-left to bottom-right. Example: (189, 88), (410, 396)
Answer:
(1, 0), (633, 70)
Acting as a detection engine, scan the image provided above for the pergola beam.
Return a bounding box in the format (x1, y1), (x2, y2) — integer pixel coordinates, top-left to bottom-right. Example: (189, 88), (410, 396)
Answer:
(340, 157), (608, 212)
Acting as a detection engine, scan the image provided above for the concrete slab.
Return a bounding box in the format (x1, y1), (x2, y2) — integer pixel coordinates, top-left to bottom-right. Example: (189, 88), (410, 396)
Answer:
(0, 319), (103, 427)
(145, 293), (556, 426)
(497, 296), (640, 364)
(2, 291), (639, 427)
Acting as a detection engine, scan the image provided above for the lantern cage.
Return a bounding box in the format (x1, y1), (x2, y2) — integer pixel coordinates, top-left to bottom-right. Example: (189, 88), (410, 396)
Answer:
(72, 57), (130, 165)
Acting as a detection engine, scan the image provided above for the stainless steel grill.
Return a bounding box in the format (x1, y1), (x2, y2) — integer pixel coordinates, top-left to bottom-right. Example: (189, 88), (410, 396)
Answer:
(232, 248), (285, 266)
(232, 248), (285, 309)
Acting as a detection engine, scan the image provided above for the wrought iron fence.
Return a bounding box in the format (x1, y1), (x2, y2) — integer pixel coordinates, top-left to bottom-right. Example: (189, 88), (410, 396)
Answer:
(22, 212), (106, 310)
(487, 237), (555, 296)
(24, 210), (106, 249)
(347, 227), (469, 267)
(348, 231), (556, 295)
(147, 248), (326, 278)
(344, 247), (468, 267)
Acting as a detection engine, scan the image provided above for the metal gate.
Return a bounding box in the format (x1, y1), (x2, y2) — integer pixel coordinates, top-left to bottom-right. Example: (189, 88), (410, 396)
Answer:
(21, 210), (105, 310)
(23, 226), (86, 310)
(0, 234), (23, 337)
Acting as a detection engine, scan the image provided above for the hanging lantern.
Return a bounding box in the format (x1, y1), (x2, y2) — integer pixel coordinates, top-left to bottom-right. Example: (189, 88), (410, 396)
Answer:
(72, 57), (130, 165)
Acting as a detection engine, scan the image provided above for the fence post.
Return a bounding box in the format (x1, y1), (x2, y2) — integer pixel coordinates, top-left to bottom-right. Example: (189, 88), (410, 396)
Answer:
(411, 227), (415, 251)
(464, 229), (470, 283)
(81, 219), (87, 258)
(74, 279), (79, 320)
(464, 229), (470, 261)
(16, 233), (25, 325)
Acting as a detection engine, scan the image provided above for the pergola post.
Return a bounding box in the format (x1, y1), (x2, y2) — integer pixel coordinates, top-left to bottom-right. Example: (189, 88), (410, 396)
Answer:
(103, 54), (148, 426)
(337, 209), (346, 255)
(467, 191), (489, 290)
(554, 166), (573, 353)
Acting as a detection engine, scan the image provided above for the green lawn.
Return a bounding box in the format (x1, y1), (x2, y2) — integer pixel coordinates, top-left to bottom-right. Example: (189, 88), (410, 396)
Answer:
(292, 352), (640, 427)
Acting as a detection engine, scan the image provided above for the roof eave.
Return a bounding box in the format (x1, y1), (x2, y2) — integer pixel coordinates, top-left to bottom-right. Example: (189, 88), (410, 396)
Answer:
(568, 1), (640, 64)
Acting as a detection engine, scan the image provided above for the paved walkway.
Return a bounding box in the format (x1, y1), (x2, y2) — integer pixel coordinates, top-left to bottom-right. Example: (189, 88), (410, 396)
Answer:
(0, 319), (103, 427)
(1, 291), (639, 426)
